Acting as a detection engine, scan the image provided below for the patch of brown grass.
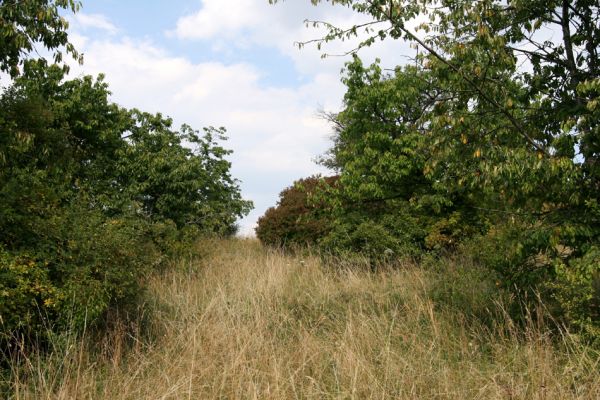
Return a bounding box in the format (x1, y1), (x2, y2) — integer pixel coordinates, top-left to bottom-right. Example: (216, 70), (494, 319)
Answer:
(4, 238), (599, 399)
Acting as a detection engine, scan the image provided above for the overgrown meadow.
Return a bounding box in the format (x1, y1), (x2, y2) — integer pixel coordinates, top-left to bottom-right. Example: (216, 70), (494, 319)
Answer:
(4, 240), (600, 399)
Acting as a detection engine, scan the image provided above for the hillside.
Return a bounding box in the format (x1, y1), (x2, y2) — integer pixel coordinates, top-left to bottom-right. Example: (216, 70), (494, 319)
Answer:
(5, 239), (599, 399)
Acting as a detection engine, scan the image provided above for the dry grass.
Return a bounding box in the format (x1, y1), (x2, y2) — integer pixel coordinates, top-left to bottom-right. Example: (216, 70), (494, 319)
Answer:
(4, 238), (600, 399)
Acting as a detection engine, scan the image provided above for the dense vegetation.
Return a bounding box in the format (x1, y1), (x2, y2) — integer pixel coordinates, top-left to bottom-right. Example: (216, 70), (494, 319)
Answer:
(260, 0), (600, 340)
(0, 1), (251, 352)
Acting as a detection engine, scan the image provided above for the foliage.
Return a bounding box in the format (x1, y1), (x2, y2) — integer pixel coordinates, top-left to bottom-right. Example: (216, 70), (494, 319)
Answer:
(0, 0), (81, 76)
(256, 176), (337, 247)
(118, 114), (252, 233)
(317, 57), (487, 256)
(0, 62), (251, 346)
(319, 217), (410, 261)
(268, 0), (600, 339)
(0, 207), (156, 340)
(553, 246), (600, 340)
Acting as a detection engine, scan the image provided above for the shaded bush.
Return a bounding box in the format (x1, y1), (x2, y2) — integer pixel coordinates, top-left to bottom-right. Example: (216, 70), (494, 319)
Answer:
(256, 176), (338, 247)
(552, 246), (600, 341)
(318, 208), (425, 262)
(0, 205), (156, 346)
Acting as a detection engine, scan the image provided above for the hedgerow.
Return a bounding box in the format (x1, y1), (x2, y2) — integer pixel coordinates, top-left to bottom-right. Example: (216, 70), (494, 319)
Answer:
(0, 62), (252, 350)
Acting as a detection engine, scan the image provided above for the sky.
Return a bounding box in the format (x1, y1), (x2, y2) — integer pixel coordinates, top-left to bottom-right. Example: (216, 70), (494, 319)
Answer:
(59, 0), (413, 235)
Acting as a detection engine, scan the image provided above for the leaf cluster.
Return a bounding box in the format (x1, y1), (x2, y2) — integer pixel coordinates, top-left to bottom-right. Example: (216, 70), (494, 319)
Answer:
(0, 0), (81, 77)
(256, 176), (338, 248)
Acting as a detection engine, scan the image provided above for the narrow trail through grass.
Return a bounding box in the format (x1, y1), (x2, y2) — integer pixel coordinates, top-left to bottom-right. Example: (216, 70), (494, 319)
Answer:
(6, 239), (600, 399)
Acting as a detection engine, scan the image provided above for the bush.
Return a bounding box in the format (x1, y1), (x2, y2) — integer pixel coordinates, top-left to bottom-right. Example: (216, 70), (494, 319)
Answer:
(0, 250), (56, 339)
(459, 219), (600, 341)
(0, 63), (251, 353)
(0, 205), (157, 346)
(459, 220), (555, 291)
(256, 176), (337, 247)
(319, 220), (401, 261)
(552, 247), (600, 341)
(426, 257), (507, 326)
(319, 211), (425, 261)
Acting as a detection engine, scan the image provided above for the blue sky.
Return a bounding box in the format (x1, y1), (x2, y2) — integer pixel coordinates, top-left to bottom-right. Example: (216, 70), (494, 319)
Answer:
(63, 0), (412, 235)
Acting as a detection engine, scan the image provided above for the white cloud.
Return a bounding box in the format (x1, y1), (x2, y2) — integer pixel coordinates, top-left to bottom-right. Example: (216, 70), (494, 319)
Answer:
(71, 13), (118, 35)
(172, 0), (414, 75)
(173, 0), (262, 39)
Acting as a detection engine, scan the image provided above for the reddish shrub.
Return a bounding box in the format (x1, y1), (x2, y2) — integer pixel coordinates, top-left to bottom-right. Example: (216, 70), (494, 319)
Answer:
(256, 176), (338, 247)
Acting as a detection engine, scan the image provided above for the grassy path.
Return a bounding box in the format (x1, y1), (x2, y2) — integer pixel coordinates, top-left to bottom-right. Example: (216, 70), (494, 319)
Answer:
(7, 239), (600, 399)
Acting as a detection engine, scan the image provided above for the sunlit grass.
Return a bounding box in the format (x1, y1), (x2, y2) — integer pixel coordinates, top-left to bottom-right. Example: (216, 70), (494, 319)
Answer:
(4, 238), (599, 399)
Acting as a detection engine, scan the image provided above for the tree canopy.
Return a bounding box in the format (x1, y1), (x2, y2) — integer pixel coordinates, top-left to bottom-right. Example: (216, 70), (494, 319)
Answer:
(0, 0), (81, 76)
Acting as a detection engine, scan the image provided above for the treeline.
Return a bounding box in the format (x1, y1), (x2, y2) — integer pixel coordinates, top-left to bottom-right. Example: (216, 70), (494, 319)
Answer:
(0, 1), (251, 350)
(259, 0), (600, 341)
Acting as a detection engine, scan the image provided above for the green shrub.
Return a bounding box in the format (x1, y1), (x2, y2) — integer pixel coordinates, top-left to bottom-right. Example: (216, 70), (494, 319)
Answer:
(0, 250), (57, 338)
(459, 220), (555, 291)
(317, 202), (429, 263)
(0, 63), (251, 353)
(424, 211), (484, 251)
(426, 258), (506, 326)
(552, 247), (600, 341)
(319, 220), (402, 261)
(0, 205), (157, 345)
(459, 219), (600, 341)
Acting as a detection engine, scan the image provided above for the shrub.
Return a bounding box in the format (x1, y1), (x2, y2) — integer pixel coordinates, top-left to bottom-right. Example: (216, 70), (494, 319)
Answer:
(459, 220), (555, 291)
(0, 249), (56, 339)
(319, 220), (401, 261)
(256, 176), (338, 247)
(0, 204), (157, 347)
(0, 63), (251, 353)
(318, 207), (426, 262)
(552, 246), (600, 341)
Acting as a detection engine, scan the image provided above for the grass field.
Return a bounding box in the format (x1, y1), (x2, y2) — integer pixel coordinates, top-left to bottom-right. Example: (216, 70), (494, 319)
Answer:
(4, 239), (600, 399)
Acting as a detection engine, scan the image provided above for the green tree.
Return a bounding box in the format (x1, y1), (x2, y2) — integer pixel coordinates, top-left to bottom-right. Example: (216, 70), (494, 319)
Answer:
(0, 63), (252, 345)
(271, 0), (597, 203)
(319, 57), (485, 253)
(0, 0), (81, 76)
(0, 64), (152, 338)
(119, 114), (252, 234)
(272, 0), (600, 336)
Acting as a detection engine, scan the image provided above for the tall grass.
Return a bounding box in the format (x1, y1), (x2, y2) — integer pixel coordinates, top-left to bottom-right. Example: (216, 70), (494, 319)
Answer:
(3, 239), (599, 399)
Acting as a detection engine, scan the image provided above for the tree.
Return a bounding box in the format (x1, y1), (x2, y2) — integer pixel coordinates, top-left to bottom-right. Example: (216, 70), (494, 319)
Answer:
(0, 0), (81, 76)
(272, 0), (598, 206)
(0, 62), (252, 345)
(271, 0), (600, 337)
(119, 116), (253, 234)
(319, 56), (485, 252)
